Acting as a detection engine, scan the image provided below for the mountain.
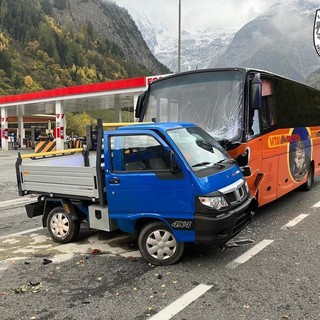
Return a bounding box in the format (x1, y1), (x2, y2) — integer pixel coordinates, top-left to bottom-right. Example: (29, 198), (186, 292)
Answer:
(0, 0), (169, 95)
(125, 0), (319, 83)
(209, 0), (319, 82)
(126, 7), (234, 72)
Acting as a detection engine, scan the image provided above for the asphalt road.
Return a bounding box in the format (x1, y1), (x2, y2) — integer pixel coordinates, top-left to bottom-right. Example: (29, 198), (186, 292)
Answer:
(1, 149), (320, 320)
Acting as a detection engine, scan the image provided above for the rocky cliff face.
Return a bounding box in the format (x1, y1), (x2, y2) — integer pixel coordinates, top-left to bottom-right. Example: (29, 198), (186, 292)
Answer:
(209, 0), (319, 82)
(50, 0), (168, 74)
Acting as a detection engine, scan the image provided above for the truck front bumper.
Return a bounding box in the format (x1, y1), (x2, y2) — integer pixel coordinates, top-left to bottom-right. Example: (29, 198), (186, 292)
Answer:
(194, 197), (254, 245)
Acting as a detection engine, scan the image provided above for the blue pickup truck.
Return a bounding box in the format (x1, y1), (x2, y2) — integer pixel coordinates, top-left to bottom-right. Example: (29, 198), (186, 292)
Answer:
(16, 121), (254, 265)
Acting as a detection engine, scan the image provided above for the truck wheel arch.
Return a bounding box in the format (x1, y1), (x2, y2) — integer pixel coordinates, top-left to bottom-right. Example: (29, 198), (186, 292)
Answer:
(42, 198), (79, 227)
(135, 217), (171, 234)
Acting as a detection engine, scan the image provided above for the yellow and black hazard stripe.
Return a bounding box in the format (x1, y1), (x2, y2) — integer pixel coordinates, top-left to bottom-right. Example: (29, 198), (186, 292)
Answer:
(69, 140), (82, 149)
(35, 141), (56, 153)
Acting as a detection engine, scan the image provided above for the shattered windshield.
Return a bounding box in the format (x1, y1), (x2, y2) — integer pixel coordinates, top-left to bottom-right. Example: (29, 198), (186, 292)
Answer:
(167, 126), (231, 171)
(144, 70), (244, 143)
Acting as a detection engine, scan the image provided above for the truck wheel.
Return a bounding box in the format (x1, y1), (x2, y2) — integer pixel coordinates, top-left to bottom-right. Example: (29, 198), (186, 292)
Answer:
(138, 222), (184, 266)
(47, 207), (80, 243)
(301, 164), (314, 191)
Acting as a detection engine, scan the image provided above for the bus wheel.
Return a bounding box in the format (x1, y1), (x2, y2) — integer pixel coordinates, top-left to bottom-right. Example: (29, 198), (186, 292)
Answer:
(301, 164), (314, 191)
(138, 222), (184, 266)
(47, 207), (80, 243)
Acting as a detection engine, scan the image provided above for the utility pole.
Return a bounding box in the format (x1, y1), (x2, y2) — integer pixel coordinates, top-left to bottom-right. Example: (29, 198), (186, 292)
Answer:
(178, 0), (181, 73)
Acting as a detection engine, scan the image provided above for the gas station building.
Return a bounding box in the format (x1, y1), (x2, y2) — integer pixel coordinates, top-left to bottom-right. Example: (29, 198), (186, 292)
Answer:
(0, 74), (165, 151)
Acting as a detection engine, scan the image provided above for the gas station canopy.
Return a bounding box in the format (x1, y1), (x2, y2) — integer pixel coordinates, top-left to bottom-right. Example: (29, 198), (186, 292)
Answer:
(0, 75), (167, 115)
(0, 74), (168, 150)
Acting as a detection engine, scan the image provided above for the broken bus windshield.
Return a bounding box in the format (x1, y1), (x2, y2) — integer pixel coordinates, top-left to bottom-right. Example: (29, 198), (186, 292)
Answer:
(144, 70), (244, 144)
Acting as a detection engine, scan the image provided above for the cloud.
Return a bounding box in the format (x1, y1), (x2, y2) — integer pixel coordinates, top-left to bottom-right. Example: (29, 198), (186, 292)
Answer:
(112, 0), (279, 35)
(269, 0), (315, 39)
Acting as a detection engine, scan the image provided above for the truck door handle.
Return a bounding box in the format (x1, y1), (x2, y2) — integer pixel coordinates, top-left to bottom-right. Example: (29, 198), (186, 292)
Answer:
(109, 177), (120, 184)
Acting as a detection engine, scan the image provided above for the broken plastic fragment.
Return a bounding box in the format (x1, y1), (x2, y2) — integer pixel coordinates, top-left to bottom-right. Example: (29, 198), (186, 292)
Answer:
(42, 258), (52, 265)
(90, 248), (103, 255)
(14, 282), (43, 294)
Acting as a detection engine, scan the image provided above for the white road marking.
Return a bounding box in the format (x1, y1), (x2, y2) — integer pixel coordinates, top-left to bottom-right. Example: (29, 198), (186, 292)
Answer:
(150, 284), (212, 320)
(0, 227), (43, 240)
(0, 196), (37, 209)
(311, 201), (320, 208)
(226, 239), (274, 269)
(280, 213), (309, 230)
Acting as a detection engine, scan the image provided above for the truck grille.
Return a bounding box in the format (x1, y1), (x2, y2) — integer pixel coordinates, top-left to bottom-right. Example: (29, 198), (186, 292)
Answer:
(233, 207), (253, 236)
(221, 180), (253, 238)
(219, 179), (247, 205)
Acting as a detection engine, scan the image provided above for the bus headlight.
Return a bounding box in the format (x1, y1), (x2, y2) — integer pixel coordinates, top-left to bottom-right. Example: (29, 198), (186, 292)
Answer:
(198, 196), (228, 210)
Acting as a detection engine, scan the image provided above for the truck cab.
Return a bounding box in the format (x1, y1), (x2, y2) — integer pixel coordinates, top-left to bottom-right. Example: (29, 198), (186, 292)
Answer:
(17, 122), (254, 265)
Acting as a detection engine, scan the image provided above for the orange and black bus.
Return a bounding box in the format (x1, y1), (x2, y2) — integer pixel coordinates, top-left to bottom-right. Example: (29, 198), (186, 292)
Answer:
(135, 68), (320, 206)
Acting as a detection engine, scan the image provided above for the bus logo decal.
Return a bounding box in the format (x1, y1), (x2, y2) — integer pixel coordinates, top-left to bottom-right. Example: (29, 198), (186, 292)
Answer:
(313, 9), (320, 57)
(288, 128), (311, 182)
(268, 134), (300, 148)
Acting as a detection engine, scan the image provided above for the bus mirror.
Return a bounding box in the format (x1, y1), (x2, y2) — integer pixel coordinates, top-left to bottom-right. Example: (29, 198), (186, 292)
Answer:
(135, 91), (146, 119)
(250, 74), (262, 110)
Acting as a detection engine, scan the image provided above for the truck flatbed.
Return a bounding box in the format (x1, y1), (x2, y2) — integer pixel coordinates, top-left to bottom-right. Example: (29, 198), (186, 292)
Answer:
(18, 154), (100, 199)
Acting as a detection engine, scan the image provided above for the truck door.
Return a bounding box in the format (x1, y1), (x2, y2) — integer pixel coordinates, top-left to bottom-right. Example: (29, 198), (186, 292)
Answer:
(104, 130), (193, 223)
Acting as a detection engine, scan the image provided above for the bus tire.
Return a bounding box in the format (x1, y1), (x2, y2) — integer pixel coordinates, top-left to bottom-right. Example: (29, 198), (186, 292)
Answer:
(47, 207), (80, 243)
(301, 164), (314, 191)
(138, 221), (184, 266)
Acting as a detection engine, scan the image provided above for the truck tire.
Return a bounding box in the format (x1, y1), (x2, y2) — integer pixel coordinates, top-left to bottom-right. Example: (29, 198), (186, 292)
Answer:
(47, 207), (80, 243)
(138, 221), (184, 265)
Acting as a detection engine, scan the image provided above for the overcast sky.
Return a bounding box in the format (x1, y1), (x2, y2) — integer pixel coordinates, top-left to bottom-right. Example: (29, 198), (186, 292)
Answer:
(112, 0), (280, 35)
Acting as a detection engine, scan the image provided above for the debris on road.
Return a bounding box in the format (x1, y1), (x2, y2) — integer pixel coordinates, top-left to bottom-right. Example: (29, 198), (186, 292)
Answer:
(89, 248), (104, 255)
(14, 282), (43, 294)
(221, 238), (255, 251)
(42, 258), (52, 265)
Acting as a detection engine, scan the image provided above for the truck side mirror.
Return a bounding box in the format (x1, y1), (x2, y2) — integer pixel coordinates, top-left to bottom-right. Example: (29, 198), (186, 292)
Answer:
(250, 73), (262, 110)
(169, 151), (180, 174)
(135, 91), (146, 119)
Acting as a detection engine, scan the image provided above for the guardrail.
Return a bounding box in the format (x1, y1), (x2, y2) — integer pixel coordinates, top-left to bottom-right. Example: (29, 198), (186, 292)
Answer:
(19, 148), (83, 160)
(102, 122), (152, 128)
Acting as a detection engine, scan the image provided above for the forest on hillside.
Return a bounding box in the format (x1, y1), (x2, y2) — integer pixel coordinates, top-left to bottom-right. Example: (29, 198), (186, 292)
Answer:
(0, 0), (168, 95)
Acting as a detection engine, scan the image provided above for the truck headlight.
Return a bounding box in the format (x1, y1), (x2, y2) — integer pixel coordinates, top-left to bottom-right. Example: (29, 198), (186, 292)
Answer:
(198, 196), (228, 210)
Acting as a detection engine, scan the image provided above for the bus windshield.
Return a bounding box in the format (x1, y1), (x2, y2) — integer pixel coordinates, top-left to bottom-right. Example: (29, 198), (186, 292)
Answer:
(144, 70), (245, 143)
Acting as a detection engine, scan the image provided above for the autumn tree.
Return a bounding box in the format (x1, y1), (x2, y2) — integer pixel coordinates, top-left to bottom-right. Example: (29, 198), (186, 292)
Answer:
(66, 112), (93, 137)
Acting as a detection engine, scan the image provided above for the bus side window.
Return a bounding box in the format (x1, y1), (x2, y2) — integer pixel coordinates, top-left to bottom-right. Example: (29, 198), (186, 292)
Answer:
(260, 97), (276, 131)
(249, 109), (261, 137)
(261, 99), (269, 129)
(269, 98), (276, 126)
